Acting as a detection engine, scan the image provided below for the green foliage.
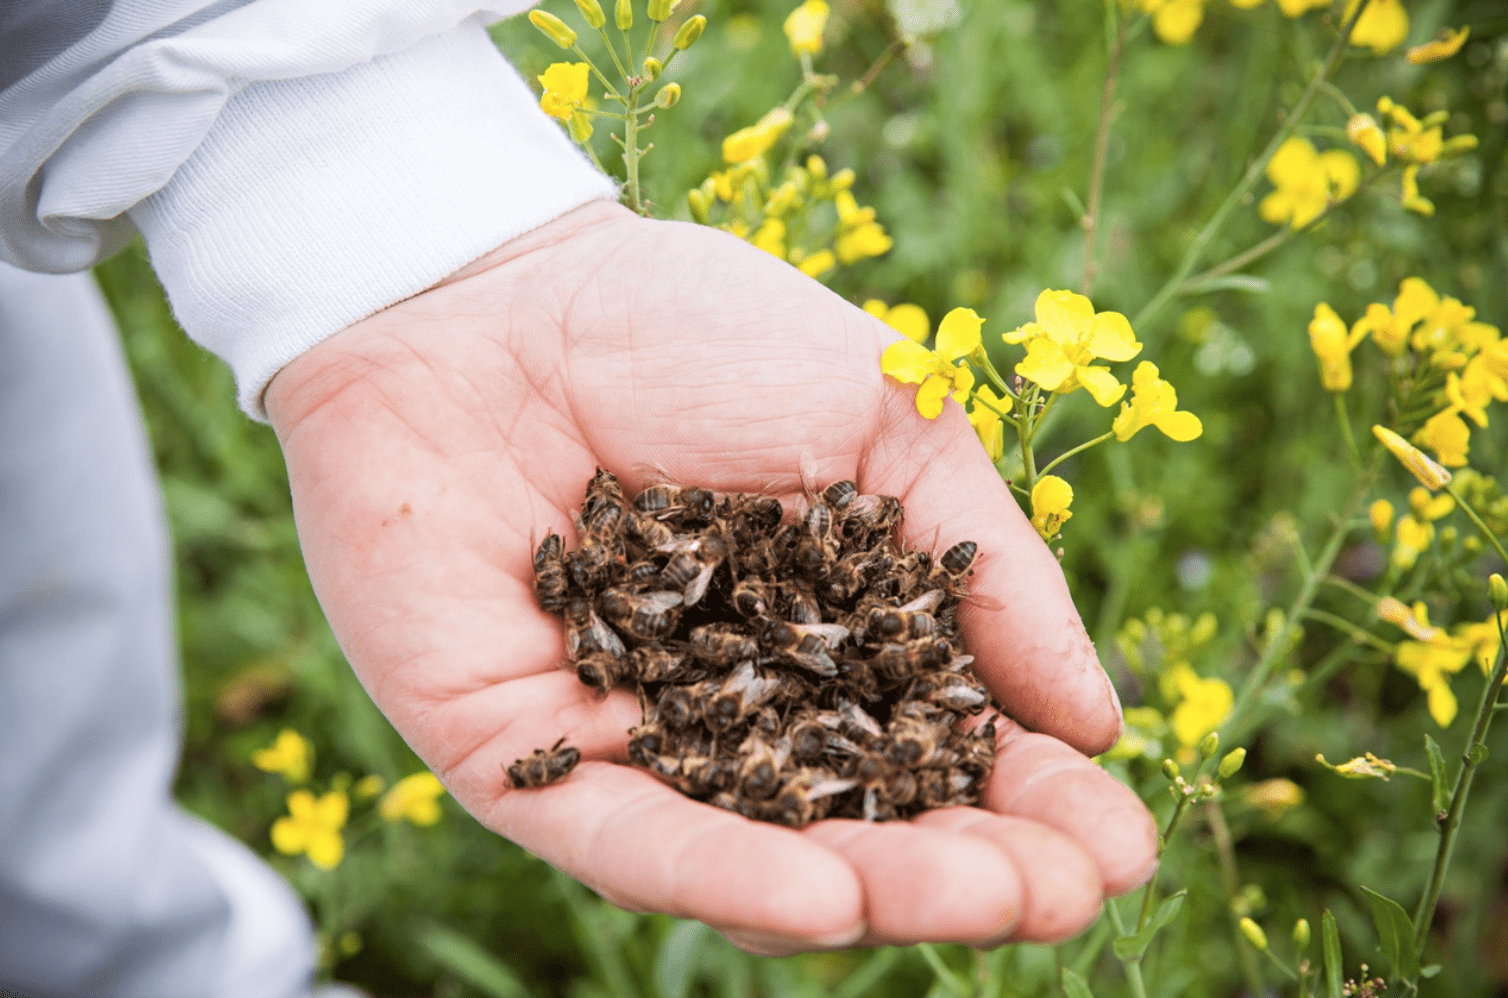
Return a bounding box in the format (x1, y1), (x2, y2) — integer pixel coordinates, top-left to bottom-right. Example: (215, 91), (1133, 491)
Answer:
(93, 0), (1508, 994)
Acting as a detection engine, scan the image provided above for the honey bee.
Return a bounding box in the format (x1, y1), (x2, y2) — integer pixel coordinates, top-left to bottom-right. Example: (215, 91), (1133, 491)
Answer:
(574, 651), (626, 695)
(564, 596), (626, 662)
(676, 746), (739, 798)
(624, 510), (677, 552)
(634, 481), (718, 525)
(954, 721), (997, 777)
(929, 540), (978, 590)
(738, 522), (797, 577)
(792, 501), (841, 578)
(835, 698), (885, 744)
(627, 719), (676, 773)
(914, 767), (979, 809)
(787, 712), (832, 763)
(783, 584), (823, 624)
(885, 702), (961, 769)
(628, 644), (705, 684)
(688, 622), (760, 667)
(507, 738), (580, 789)
(734, 731), (790, 800)
(702, 660), (784, 733)
(868, 636), (954, 682)
(840, 493), (904, 547)
(818, 549), (877, 604)
(861, 589), (945, 643)
(754, 769), (858, 827)
(756, 618), (849, 677)
(820, 480), (858, 509)
(598, 587), (682, 642)
(532, 532), (570, 613)
(657, 523), (732, 606)
(905, 671), (990, 714)
(858, 764), (918, 823)
(730, 576), (777, 619)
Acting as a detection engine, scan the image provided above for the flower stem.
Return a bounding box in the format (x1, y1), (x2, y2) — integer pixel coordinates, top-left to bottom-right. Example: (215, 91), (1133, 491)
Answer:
(1105, 900), (1151, 998)
(1301, 608), (1395, 654)
(1081, 4), (1126, 298)
(1445, 483), (1508, 567)
(1039, 431), (1116, 478)
(623, 86), (645, 214)
(573, 44), (625, 101)
(1205, 800), (1267, 998)
(1131, 0), (1372, 333)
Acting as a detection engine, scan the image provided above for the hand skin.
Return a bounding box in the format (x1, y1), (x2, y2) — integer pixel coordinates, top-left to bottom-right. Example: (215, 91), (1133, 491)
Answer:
(265, 200), (1158, 955)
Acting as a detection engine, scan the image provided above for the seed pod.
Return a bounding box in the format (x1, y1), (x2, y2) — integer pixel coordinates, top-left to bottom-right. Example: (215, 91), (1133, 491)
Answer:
(655, 83), (681, 109)
(574, 0), (607, 28)
(615, 0), (633, 30)
(673, 14), (705, 49)
(529, 10), (578, 48)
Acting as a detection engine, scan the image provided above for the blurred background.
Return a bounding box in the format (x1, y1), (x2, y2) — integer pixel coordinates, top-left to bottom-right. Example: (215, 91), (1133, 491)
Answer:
(93, 0), (1508, 994)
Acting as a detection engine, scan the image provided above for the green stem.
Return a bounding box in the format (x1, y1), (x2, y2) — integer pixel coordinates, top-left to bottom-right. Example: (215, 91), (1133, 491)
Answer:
(1039, 431), (1116, 478)
(1321, 573), (1383, 607)
(1081, 6), (1126, 297)
(1205, 801), (1267, 998)
(1445, 484), (1508, 566)
(571, 44), (624, 100)
(1261, 947), (1302, 982)
(970, 388), (1020, 430)
(1105, 900), (1150, 998)
(623, 86), (644, 214)
(1335, 394), (1363, 472)
(1301, 608), (1396, 654)
(1411, 586), (1508, 950)
(1131, 0), (1373, 332)
(1136, 788), (1194, 931)
(916, 944), (970, 997)
(597, 24), (631, 80)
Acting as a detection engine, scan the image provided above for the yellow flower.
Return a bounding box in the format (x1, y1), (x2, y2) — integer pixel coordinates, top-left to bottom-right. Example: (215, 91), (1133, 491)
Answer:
(1401, 163), (1437, 218)
(1005, 289), (1141, 405)
(751, 218), (786, 258)
(1378, 98), (1445, 164)
(1030, 475), (1074, 541)
(795, 248), (836, 278)
(1407, 27), (1469, 64)
(1412, 409), (1470, 468)
(1244, 778), (1306, 821)
(251, 729), (312, 784)
(1111, 361), (1203, 442)
(379, 772), (447, 826)
(783, 0), (829, 55)
(1346, 0), (1409, 55)
(881, 307), (982, 418)
(352, 774), (386, 799)
(1395, 633), (1473, 727)
(1351, 302), (1405, 356)
(1408, 486), (1455, 522)
(1317, 752), (1398, 780)
(1391, 514), (1434, 571)
(863, 301), (930, 343)
(271, 789), (348, 870)
(969, 386), (1007, 462)
(1372, 424), (1452, 488)
(537, 63), (590, 122)
(1139, 0), (1205, 45)
(833, 191), (892, 264)
(1259, 138), (1358, 228)
(1169, 665), (1233, 748)
(1347, 113), (1387, 166)
(1376, 595), (1445, 642)
(1307, 302), (1368, 392)
(1369, 499), (1394, 541)
(723, 108), (794, 163)
(1456, 612), (1507, 678)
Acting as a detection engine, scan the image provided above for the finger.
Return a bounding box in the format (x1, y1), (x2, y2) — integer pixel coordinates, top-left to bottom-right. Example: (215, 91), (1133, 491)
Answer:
(801, 818), (1024, 947)
(480, 763), (866, 946)
(914, 808), (1104, 943)
(983, 719), (1158, 896)
(857, 358), (1122, 756)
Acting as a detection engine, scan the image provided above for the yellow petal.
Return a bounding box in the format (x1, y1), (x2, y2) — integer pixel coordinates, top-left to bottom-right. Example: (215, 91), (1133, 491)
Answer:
(270, 816), (305, 856)
(1347, 114), (1387, 166)
(1154, 409), (1204, 442)
(1087, 311), (1142, 362)
(1407, 26), (1468, 64)
(1152, 0), (1204, 44)
(916, 375), (952, 419)
(936, 307), (984, 362)
(880, 338), (936, 384)
(1426, 679), (1457, 727)
(1374, 423), (1454, 486)
(1016, 338), (1075, 391)
(1320, 150), (1360, 200)
(1075, 365), (1127, 407)
(306, 831), (345, 870)
(1033, 289), (1096, 345)
(1347, 0), (1409, 55)
(884, 303), (930, 343)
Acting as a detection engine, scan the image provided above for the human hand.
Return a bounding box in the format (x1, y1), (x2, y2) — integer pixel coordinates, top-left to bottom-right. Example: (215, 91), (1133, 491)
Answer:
(265, 201), (1157, 954)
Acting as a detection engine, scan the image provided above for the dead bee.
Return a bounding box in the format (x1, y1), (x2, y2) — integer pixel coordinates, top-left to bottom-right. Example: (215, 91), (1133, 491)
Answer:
(792, 500), (841, 578)
(564, 596), (626, 662)
(702, 661), (785, 733)
(756, 618), (849, 677)
(598, 587), (682, 642)
(532, 533), (571, 613)
(677, 746), (738, 798)
(914, 767), (979, 809)
(734, 731), (790, 800)
(783, 584), (823, 624)
(574, 651), (626, 695)
(818, 549), (877, 604)
(507, 738), (580, 789)
(624, 510), (677, 552)
(886, 706), (960, 769)
(739, 522), (797, 576)
(835, 698), (885, 744)
(657, 523), (732, 605)
(820, 480), (858, 509)
(840, 493), (903, 547)
(905, 671), (989, 714)
(688, 622), (760, 667)
(869, 636), (954, 682)
(929, 540), (978, 590)
(730, 576), (777, 619)
(635, 481), (718, 525)
(861, 589), (946, 643)
(753, 769), (857, 827)
(628, 644), (704, 684)
(954, 721), (997, 777)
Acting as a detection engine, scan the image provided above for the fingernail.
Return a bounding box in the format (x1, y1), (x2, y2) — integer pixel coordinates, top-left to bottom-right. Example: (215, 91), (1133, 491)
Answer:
(722, 921), (866, 956)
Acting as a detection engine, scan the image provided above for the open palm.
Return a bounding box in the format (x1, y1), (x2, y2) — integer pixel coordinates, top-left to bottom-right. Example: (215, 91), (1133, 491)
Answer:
(266, 202), (1156, 953)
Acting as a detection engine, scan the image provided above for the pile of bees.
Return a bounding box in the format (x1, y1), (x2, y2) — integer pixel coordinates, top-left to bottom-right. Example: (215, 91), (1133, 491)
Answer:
(518, 469), (998, 828)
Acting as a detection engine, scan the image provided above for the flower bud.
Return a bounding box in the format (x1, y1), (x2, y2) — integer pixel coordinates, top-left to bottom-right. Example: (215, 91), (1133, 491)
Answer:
(655, 82), (681, 108)
(1347, 114), (1387, 166)
(1239, 918), (1268, 951)
(1465, 536), (1482, 554)
(829, 167), (856, 190)
(806, 154), (828, 180)
(642, 56), (662, 80)
(567, 109), (593, 143)
(574, 0), (607, 29)
(1442, 134), (1480, 157)
(1218, 747), (1246, 780)
(615, 0), (633, 30)
(1162, 758), (1181, 782)
(1199, 731), (1220, 760)
(672, 14), (705, 49)
(1490, 574), (1508, 612)
(1293, 918), (1311, 952)
(1438, 525), (1457, 547)
(687, 186), (710, 224)
(647, 0), (677, 20)
(1373, 425), (1452, 491)
(1370, 499), (1394, 542)
(529, 10), (578, 48)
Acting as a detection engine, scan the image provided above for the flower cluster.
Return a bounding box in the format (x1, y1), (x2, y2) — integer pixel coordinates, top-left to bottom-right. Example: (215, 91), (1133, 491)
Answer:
(1346, 97), (1479, 217)
(1140, 0), (1408, 50)
(1376, 596), (1505, 727)
(1259, 138), (1359, 229)
(1110, 609), (1230, 764)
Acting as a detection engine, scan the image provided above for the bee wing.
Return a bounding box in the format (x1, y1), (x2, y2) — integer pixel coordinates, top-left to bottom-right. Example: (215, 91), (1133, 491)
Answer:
(804, 776), (859, 800)
(839, 699), (885, 740)
(655, 535), (701, 554)
(640, 590), (685, 612)
(900, 588), (946, 614)
(589, 608), (627, 658)
(682, 562), (716, 607)
(792, 622), (850, 648)
(946, 653), (976, 673)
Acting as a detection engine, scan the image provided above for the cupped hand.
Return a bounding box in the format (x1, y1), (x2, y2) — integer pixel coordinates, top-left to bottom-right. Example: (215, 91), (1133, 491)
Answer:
(265, 201), (1157, 954)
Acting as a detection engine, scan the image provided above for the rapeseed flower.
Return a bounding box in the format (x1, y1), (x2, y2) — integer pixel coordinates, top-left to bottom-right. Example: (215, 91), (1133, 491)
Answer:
(1030, 475), (1073, 540)
(723, 108), (794, 163)
(968, 387), (1007, 462)
(881, 307), (982, 418)
(252, 729), (311, 784)
(1345, 0), (1408, 55)
(751, 219), (786, 258)
(1377, 98), (1445, 165)
(1408, 27), (1469, 64)
(1138, 0), (1204, 45)
(538, 63), (590, 122)
(1395, 627), (1472, 726)
(863, 300), (930, 343)
(1168, 664), (1233, 749)
(1414, 409), (1471, 467)
(352, 774), (386, 799)
(783, 0), (829, 55)
(272, 789), (348, 869)
(1373, 424), (1452, 489)
(1005, 289), (1141, 405)
(1317, 752), (1397, 779)
(379, 772), (447, 826)
(795, 248), (835, 278)
(1244, 778), (1306, 821)
(1259, 138), (1359, 228)
(1111, 361), (1203, 441)
(833, 191), (892, 264)
(1369, 499), (1394, 541)
(1307, 302), (1368, 391)
(1347, 113), (1387, 166)
(1229, 0), (1328, 17)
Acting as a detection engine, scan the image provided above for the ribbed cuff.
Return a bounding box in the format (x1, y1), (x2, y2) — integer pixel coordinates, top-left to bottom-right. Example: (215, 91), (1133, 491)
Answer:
(131, 22), (618, 419)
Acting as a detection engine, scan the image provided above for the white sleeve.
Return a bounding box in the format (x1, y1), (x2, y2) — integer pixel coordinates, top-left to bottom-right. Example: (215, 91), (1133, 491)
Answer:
(0, 3), (619, 418)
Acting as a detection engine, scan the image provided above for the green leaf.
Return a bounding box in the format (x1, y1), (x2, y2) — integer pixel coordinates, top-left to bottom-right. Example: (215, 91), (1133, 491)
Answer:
(418, 923), (535, 998)
(654, 920), (709, 998)
(1061, 967), (1096, 998)
(1112, 892), (1187, 961)
(1424, 734), (1449, 815)
(1467, 743), (1490, 765)
(1323, 911), (1343, 998)
(1360, 886), (1421, 980)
